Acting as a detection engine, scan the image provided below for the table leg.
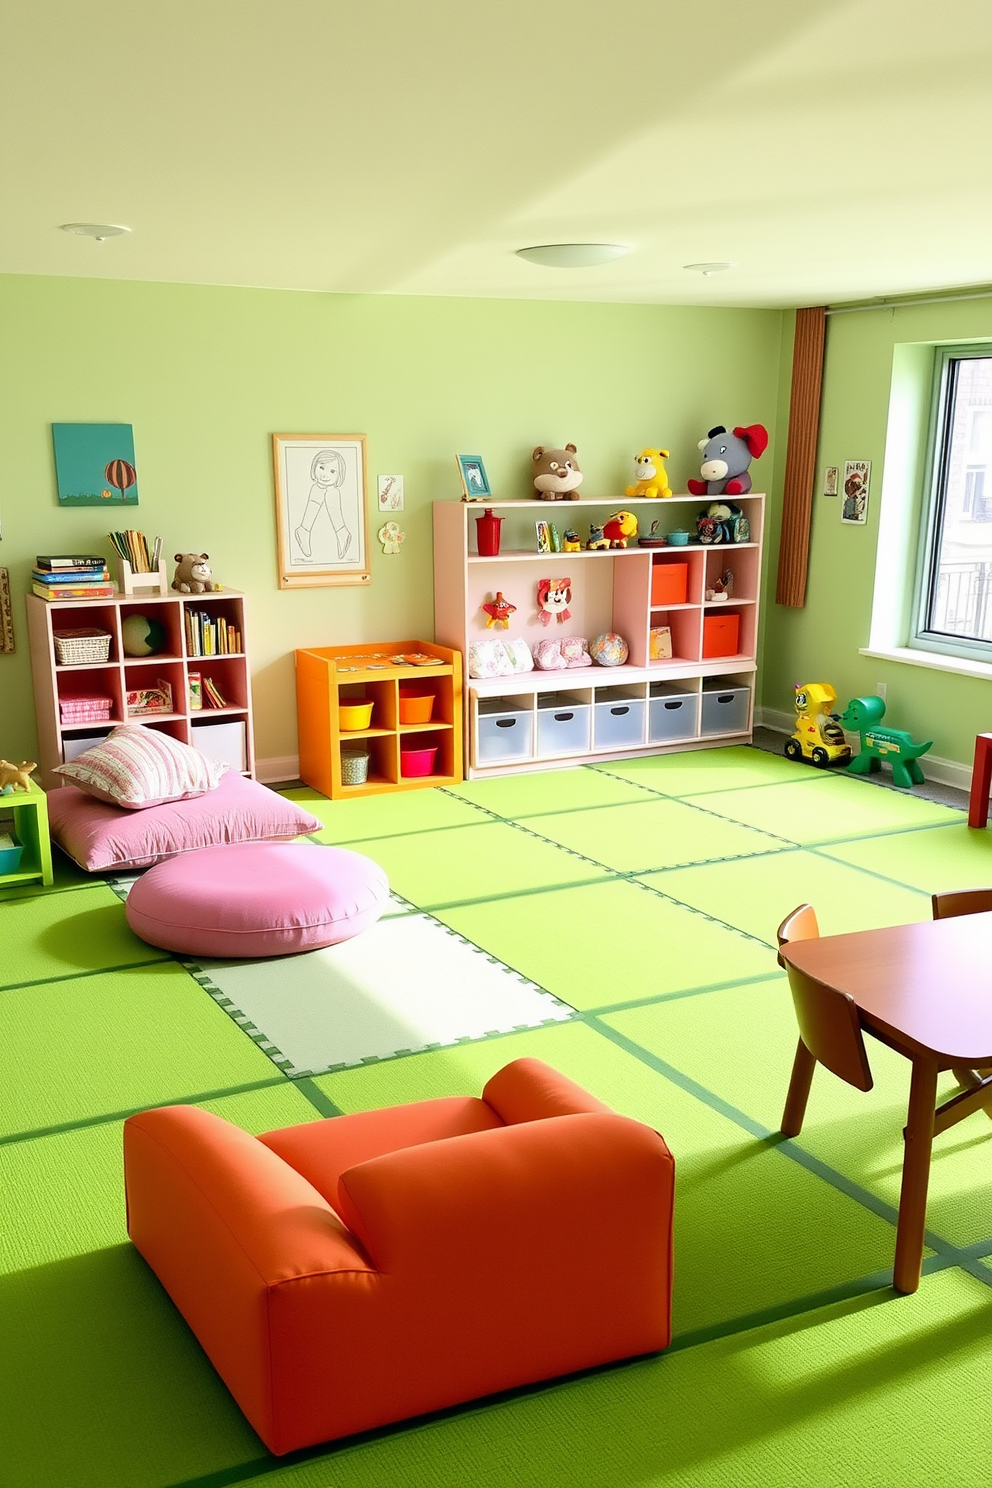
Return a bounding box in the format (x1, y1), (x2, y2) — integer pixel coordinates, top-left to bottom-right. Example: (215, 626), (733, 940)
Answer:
(781, 1038), (816, 1137)
(967, 733), (992, 828)
(893, 1057), (937, 1294)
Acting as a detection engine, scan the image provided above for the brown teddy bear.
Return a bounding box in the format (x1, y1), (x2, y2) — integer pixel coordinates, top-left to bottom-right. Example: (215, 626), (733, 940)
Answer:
(172, 553), (215, 593)
(532, 444), (583, 500)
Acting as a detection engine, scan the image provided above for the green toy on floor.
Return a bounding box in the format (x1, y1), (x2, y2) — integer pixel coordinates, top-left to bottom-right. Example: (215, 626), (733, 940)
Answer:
(836, 695), (933, 788)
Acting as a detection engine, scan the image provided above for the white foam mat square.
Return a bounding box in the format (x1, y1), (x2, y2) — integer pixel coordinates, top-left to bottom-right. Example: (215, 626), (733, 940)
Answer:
(192, 912), (573, 1075)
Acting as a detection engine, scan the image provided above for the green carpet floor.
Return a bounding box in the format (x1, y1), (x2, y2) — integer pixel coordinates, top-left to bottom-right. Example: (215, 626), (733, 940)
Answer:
(2, 745), (991, 1488)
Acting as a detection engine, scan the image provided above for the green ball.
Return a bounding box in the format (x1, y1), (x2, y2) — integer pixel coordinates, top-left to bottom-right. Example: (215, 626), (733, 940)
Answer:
(121, 613), (167, 657)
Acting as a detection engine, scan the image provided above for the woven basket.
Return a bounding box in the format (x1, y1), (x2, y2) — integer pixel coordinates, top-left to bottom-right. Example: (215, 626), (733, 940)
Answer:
(340, 748), (370, 786)
(53, 629), (112, 665)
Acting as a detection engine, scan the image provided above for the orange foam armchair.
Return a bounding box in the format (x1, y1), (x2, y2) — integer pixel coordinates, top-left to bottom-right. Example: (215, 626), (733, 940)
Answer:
(124, 1058), (674, 1454)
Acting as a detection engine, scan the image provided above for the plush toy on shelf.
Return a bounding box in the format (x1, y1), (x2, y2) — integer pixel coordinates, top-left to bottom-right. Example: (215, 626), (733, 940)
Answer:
(586, 523), (610, 551)
(531, 445), (584, 501)
(0, 759), (37, 794)
(626, 448), (672, 499)
(480, 592), (517, 629)
(562, 528), (582, 552)
(687, 424), (768, 497)
(603, 510), (639, 548)
(172, 553), (216, 593)
(590, 632), (629, 666)
(696, 502), (749, 544)
(536, 577), (572, 625)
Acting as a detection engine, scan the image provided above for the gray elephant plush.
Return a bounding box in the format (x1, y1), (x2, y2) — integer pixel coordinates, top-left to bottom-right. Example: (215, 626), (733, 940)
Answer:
(687, 424), (768, 496)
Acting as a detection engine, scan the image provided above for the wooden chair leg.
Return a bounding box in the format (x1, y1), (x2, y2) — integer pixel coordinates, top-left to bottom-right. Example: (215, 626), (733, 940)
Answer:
(893, 1058), (938, 1294)
(781, 1038), (816, 1137)
(967, 734), (992, 828)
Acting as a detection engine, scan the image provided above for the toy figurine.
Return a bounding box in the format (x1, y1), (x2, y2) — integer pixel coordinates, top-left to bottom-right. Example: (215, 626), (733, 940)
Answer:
(0, 759), (37, 793)
(705, 568), (734, 601)
(172, 553), (216, 593)
(531, 444), (584, 501)
(688, 425), (768, 497)
(626, 448), (672, 499)
(835, 696), (932, 788)
(562, 528), (582, 552)
(587, 523), (610, 551)
(481, 592), (517, 629)
(536, 577), (572, 626)
(784, 684), (852, 768)
(602, 510), (639, 548)
(696, 502), (749, 544)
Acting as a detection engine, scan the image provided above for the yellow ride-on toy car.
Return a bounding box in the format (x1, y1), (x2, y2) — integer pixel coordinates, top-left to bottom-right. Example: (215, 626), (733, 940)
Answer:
(784, 682), (852, 768)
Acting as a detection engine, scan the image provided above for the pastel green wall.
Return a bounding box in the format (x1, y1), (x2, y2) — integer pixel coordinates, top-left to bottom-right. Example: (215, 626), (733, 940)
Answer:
(761, 299), (992, 766)
(0, 275), (784, 767)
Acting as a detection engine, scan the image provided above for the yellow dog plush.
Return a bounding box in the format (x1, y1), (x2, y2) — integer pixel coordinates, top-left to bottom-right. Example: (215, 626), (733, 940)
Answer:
(626, 448), (672, 499)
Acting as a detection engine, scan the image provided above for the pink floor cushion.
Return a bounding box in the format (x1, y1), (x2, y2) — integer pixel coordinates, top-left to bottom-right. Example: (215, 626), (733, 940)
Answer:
(125, 842), (389, 958)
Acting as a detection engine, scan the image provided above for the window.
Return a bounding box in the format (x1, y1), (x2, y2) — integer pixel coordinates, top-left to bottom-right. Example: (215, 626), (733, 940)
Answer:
(915, 346), (992, 658)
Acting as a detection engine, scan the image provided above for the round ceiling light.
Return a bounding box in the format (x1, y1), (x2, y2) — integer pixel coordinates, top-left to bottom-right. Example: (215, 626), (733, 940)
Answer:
(60, 222), (131, 241)
(516, 243), (630, 269)
(683, 261), (734, 277)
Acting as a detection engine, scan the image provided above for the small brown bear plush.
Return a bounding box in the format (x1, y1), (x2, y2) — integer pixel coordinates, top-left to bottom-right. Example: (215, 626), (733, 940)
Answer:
(172, 553), (215, 593)
(532, 444), (584, 501)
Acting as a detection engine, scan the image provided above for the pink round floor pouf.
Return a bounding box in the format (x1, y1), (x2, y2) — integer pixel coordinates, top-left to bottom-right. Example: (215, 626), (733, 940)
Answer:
(125, 842), (389, 957)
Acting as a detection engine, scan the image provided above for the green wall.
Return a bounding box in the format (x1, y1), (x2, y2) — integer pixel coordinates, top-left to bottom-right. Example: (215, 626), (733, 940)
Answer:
(762, 298), (992, 767)
(0, 275), (784, 767)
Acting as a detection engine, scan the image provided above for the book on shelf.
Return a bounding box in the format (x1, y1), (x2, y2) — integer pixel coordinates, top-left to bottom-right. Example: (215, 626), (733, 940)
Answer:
(33, 582), (116, 601)
(184, 610), (242, 658)
(202, 676), (228, 708)
(36, 554), (107, 571)
(33, 567), (110, 584)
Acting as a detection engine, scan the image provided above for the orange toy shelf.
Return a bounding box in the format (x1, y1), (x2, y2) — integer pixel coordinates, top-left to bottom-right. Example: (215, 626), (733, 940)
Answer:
(295, 640), (463, 799)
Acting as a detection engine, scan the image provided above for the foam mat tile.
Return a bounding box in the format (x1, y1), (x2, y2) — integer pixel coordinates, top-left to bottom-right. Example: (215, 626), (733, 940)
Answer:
(595, 744), (821, 797)
(0, 962), (277, 1137)
(0, 885), (164, 988)
(523, 796), (788, 872)
(686, 774), (963, 845)
(435, 878), (778, 1010)
(444, 766), (651, 819)
(820, 822), (992, 893)
(644, 848), (930, 943)
(281, 784), (485, 840)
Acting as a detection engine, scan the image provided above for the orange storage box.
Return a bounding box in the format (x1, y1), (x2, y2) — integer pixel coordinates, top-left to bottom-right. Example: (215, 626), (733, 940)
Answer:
(651, 561), (688, 606)
(702, 611), (740, 658)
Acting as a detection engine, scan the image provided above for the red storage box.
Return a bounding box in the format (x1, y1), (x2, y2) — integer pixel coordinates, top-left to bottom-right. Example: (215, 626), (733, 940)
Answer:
(651, 562), (688, 606)
(702, 612), (740, 659)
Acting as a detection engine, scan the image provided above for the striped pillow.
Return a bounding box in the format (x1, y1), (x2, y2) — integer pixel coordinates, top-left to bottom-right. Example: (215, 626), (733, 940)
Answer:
(53, 724), (226, 810)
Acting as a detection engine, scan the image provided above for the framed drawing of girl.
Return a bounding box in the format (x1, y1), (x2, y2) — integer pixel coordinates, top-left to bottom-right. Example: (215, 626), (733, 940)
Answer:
(272, 434), (371, 588)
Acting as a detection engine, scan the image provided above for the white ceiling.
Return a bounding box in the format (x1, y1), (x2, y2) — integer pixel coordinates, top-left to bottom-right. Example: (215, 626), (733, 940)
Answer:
(3, 0), (991, 307)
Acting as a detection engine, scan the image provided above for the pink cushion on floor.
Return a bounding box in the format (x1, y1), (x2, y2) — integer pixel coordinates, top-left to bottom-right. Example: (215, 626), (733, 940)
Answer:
(124, 841), (389, 957)
(48, 770), (322, 872)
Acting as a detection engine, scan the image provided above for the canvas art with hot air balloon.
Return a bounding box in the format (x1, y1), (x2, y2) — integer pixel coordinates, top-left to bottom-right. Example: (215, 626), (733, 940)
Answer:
(52, 423), (139, 506)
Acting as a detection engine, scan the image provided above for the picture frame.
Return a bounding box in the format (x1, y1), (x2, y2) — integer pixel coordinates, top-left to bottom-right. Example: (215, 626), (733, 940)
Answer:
(535, 520), (552, 554)
(272, 435), (371, 588)
(841, 460), (871, 525)
(823, 465), (839, 497)
(52, 422), (139, 507)
(456, 454), (491, 501)
(0, 567), (13, 653)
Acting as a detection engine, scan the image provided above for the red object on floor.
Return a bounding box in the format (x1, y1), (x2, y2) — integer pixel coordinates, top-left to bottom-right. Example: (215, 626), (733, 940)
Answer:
(968, 732), (992, 827)
(123, 1058), (675, 1454)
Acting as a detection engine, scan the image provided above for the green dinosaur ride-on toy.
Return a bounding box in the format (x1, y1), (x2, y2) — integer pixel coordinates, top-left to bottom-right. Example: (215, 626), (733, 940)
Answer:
(785, 683), (852, 768)
(835, 695), (932, 788)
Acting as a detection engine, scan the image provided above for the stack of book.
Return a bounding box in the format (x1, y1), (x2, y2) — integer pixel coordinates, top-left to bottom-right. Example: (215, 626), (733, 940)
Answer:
(33, 555), (114, 601)
(202, 676), (229, 709)
(108, 530), (162, 574)
(184, 610), (242, 657)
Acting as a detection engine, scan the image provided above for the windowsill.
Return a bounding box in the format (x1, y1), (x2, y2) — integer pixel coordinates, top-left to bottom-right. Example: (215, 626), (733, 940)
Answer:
(860, 644), (992, 681)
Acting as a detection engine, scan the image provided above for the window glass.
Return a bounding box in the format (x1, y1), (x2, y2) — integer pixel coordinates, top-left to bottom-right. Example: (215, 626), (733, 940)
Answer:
(919, 351), (992, 649)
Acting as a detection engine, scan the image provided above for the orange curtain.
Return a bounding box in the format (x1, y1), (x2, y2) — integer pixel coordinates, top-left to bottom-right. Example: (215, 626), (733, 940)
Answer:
(775, 306), (827, 607)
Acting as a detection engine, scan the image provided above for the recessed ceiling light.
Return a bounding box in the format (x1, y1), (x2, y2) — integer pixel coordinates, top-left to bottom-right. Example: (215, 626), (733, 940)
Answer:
(683, 261), (734, 276)
(60, 222), (131, 241)
(516, 243), (630, 269)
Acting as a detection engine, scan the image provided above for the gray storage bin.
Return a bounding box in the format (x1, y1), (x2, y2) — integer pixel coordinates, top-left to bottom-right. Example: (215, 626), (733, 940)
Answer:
(536, 695), (591, 756)
(700, 685), (750, 736)
(648, 686), (699, 743)
(477, 698), (533, 762)
(593, 696), (645, 749)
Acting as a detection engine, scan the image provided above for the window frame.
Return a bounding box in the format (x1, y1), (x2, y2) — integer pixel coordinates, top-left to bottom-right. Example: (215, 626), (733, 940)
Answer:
(912, 342), (992, 663)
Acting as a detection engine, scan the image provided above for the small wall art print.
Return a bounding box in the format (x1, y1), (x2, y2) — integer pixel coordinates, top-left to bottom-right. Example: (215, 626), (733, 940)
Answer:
(823, 465), (839, 497)
(0, 567), (13, 653)
(377, 474), (404, 512)
(272, 434), (370, 588)
(841, 460), (871, 525)
(52, 423), (138, 506)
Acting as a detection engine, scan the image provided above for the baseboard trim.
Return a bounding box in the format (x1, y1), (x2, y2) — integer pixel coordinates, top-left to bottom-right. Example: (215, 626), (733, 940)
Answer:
(753, 708), (970, 792)
(256, 754), (300, 785)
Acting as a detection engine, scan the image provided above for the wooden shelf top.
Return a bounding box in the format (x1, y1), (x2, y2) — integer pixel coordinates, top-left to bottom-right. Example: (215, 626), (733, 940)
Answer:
(446, 494), (765, 510)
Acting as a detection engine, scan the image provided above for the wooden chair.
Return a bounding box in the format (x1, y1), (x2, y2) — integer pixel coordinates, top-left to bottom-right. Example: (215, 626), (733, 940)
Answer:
(931, 890), (992, 1113)
(776, 905), (872, 1137)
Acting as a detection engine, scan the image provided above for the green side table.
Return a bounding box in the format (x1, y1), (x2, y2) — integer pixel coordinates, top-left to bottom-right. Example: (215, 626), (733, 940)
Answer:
(0, 778), (54, 888)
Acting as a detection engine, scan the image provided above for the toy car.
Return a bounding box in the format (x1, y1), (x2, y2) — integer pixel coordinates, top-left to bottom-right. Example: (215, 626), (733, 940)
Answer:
(784, 682), (852, 768)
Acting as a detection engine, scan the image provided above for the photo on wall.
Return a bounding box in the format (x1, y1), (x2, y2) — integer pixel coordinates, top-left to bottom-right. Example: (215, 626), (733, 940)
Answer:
(272, 434), (370, 588)
(52, 423), (138, 506)
(841, 460), (871, 525)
